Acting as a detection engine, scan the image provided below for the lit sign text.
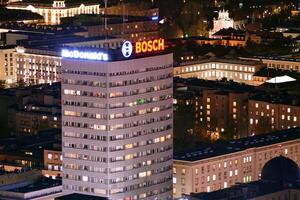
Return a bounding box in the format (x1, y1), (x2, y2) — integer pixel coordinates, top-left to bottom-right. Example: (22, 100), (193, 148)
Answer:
(61, 49), (109, 61)
(135, 39), (165, 54)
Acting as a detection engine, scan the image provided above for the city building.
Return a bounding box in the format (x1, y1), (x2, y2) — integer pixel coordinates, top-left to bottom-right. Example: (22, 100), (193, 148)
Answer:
(209, 10), (234, 38)
(43, 147), (63, 179)
(7, 83), (61, 135)
(248, 97), (300, 135)
(61, 40), (173, 199)
(173, 57), (263, 85)
(0, 46), (17, 85)
(194, 89), (249, 139)
(173, 128), (300, 198)
(86, 15), (159, 42)
(241, 56), (300, 72)
(0, 176), (62, 200)
(182, 156), (300, 200)
(13, 36), (123, 85)
(6, 0), (100, 25)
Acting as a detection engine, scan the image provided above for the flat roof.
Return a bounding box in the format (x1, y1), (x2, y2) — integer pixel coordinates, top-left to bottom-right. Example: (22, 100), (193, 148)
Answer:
(8, 177), (61, 193)
(174, 128), (300, 162)
(55, 193), (107, 200)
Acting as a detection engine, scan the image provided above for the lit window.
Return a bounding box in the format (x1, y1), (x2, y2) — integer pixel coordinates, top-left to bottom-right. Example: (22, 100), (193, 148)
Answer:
(48, 153), (52, 159)
(139, 172), (146, 178)
(287, 107), (291, 113)
(250, 118), (253, 125)
(224, 162), (227, 168)
(195, 168), (198, 175)
(233, 101), (237, 107)
(173, 167), (177, 174)
(282, 115), (285, 120)
(229, 171), (233, 177)
(181, 168), (186, 175)
(207, 186), (210, 192)
(207, 176), (210, 182)
(173, 177), (177, 184)
(284, 148), (288, 155)
(255, 103), (259, 108)
(294, 116), (297, 122)
(173, 188), (176, 194)
(212, 174), (216, 181)
(235, 169), (238, 176)
(224, 182), (228, 188)
(82, 176), (88, 182)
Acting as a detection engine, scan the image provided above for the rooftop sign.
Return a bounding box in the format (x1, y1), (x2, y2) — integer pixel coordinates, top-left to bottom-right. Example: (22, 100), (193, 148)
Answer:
(121, 39), (165, 58)
(61, 49), (109, 61)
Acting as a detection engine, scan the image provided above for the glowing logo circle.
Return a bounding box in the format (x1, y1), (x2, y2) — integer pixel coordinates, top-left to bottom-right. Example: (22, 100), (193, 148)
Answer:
(121, 41), (133, 58)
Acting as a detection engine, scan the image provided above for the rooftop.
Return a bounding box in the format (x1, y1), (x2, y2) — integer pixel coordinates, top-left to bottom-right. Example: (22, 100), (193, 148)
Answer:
(55, 193), (108, 200)
(174, 128), (300, 162)
(8, 177), (61, 193)
(8, 0), (99, 7)
(187, 180), (300, 200)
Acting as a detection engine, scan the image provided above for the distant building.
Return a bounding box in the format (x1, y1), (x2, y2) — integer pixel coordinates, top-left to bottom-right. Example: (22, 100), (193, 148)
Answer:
(209, 10), (234, 38)
(7, 83), (61, 135)
(6, 0), (100, 25)
(241, 56), (300, 72)
(86, 15), (159, 42)
(173, 57), (263, 86)
(173, 128), (300, 198)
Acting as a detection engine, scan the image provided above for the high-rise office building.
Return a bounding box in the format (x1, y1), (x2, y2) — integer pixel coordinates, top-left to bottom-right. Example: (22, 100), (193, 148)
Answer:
(61, 40), (173, 200)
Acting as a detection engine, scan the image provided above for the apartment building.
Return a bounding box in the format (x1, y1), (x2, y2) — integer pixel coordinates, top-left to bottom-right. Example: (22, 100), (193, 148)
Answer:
(173, 128), (300, 198)
(61, 42), (173, 199)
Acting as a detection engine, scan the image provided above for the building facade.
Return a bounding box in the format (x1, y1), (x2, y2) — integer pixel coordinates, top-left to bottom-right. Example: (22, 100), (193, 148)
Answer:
(14, 38), (123, 85)
(6, 0), (100, 25)
(241, 56), (300, 72)
(61, 48), (173, 199)
(87, 19), (159, 42)
(43, 149), (63, 179)
(0, 47), (17, 85)
(194, 89), (249, 139)
(248, 99), (300, 135)
(174, 58), (263, 85)
(173, 129), (300, 198)
(15, 46), (61, 85)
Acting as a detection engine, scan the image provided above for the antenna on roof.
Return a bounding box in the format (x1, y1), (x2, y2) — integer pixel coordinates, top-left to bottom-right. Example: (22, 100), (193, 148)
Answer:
(104, 0), (108, 39)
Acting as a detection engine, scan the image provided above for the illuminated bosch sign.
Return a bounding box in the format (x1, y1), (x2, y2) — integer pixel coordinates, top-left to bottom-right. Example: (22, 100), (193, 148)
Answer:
(61, 49), (109, 61)
(121, 39), (165, 58)
(135, 39), (165, 54)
